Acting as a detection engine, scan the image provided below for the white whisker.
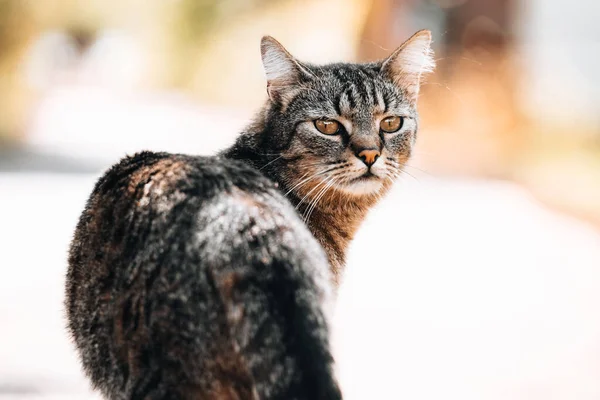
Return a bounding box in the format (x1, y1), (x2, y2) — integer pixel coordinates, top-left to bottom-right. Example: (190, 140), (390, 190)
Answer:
(303, 175), (339, 223)
(259, 155), (284, 170)
(296, 175), (330, 211)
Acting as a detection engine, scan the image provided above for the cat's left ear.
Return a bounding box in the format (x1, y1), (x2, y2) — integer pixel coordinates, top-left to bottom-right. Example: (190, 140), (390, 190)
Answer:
(380, 30), (435, 104)
(260, 36), (314, 102)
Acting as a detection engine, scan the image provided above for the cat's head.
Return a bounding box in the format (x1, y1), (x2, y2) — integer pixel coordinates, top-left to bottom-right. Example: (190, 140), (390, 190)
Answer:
(257, 31), (434, 200)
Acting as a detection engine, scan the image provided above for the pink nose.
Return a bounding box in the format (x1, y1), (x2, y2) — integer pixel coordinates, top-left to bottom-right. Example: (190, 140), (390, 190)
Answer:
(357, 149), (380, 167)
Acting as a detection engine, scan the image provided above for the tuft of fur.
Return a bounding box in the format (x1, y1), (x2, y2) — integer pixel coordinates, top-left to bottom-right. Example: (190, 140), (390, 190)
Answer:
(381, 30), (435, 101)
(66, 31), (434, 399)
(261, 36), (314, 102)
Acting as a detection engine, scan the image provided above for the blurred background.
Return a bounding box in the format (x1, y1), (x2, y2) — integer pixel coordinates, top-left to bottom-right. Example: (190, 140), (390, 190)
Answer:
(1, 0), (599, 223)
(1, 0), (600, 399)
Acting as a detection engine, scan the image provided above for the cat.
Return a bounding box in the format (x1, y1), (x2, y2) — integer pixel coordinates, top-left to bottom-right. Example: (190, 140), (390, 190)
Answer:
(66, 30), (434, 399)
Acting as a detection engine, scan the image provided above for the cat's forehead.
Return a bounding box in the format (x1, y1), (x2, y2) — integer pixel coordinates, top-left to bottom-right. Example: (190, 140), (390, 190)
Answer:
(311, 62), (382, 84)
(301, 62), (412, 116)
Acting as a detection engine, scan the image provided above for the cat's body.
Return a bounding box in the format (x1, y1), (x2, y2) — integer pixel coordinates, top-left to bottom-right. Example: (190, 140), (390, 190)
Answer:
(66, 31), (434, 399)
(67, 152), (337, 399)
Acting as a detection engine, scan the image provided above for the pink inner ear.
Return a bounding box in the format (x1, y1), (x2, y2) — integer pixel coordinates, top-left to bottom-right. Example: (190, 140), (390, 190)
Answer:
(260, 39), (316, 104)
(381, 31), (435, 101)
(262, 44), (296, 84)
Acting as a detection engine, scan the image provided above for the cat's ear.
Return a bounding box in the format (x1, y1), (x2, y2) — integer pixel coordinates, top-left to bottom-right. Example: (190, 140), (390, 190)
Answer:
(380, 30), (435, 103)
(260, 36), (314, 102)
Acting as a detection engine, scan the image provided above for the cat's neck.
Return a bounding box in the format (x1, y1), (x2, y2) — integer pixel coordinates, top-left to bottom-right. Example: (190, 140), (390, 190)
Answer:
(288, 192), (376, 284)
(222, 129), (381, 284)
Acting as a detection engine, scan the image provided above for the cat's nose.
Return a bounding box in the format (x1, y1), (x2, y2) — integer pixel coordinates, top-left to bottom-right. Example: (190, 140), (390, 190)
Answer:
(356, 149), (380, 167)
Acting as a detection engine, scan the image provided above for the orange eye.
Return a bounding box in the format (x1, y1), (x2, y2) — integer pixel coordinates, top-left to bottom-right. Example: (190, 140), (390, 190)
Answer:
(380, 116), (403, 133)
(314, 119), (340, 135)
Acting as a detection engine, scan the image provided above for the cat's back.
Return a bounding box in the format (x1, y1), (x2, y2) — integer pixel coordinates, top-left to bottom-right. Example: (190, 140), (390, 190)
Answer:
(66, 151), (339, 399)
(71, 151), (292, 254)
(82, 150), (276, 218)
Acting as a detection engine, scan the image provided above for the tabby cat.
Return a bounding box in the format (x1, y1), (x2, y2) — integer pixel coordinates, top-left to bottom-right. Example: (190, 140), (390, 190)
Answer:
(66, 30), (434, 399)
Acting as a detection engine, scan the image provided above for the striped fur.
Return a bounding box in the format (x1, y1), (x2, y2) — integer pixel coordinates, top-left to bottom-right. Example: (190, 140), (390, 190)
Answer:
(224, 30), (434, 283)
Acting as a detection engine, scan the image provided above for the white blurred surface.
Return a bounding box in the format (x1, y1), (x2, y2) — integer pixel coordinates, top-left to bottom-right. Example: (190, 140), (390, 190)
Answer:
(27, 87), (248, 164)
(336, 178), (600, 400)
(0, 174), (100, 399)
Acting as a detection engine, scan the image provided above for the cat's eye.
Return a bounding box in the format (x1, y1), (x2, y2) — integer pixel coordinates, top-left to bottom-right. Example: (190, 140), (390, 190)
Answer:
(380, 116), (403, 133)
(314, 119), (340, 135)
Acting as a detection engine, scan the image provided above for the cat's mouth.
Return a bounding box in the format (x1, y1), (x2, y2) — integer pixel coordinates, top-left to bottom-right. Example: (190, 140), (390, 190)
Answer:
(338, 170), (384, 195)
(354, 171), (378, 180)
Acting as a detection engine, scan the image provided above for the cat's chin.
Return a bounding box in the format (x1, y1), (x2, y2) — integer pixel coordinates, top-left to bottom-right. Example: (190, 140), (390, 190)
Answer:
(337, 176), (385, 196)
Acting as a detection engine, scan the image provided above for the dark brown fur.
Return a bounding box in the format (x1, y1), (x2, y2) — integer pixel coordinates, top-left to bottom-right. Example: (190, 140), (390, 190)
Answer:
(67, 152), (339, 399)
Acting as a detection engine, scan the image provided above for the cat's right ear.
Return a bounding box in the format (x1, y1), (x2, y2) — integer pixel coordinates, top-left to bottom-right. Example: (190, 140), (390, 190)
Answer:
(260, 36), (314, 102)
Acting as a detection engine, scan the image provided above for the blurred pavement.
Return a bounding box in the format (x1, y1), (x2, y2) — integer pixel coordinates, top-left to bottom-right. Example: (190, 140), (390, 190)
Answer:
(337, 178), (600, 400)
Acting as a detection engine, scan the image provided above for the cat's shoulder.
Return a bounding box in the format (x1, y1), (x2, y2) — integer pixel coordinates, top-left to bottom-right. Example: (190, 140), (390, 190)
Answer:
(91, 151), (275, 202)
